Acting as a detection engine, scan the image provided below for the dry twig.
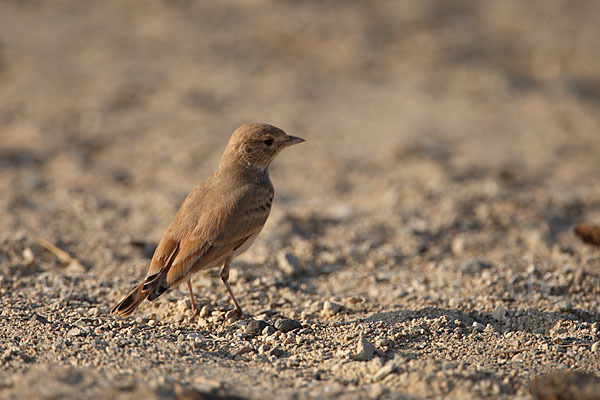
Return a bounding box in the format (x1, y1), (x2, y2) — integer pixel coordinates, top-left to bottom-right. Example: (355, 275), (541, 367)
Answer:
(34, 237), (85, 272)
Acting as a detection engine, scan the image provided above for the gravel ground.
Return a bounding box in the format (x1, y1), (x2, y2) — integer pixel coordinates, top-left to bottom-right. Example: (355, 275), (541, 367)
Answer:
(1, 1), (600, 399)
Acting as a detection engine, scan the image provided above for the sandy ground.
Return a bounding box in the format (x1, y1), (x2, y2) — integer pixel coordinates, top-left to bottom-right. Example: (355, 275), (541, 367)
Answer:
(1, 1), (600, 399)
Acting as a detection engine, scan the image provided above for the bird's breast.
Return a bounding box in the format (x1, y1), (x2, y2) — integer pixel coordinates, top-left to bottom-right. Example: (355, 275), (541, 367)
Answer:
(233, 228), (263, 257)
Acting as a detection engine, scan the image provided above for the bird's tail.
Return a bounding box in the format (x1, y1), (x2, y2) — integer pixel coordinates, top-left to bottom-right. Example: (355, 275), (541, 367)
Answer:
(110, 281), (148, 317)
(110, 271), (167, 317)
(111, 242), (180, 318)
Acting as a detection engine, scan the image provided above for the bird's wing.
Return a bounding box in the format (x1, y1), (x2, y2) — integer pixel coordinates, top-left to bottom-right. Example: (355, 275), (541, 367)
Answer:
(155, 183), (273, 287)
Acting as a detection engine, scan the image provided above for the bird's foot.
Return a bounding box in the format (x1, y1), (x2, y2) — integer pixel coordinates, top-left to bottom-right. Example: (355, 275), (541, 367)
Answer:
(189, 308), (200, 322)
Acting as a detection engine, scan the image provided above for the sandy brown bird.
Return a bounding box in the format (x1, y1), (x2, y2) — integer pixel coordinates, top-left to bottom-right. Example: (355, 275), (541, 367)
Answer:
(111, 123), (304, 318)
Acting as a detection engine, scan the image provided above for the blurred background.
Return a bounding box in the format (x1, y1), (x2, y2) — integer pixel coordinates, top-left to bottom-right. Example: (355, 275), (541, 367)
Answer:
(2, 2), (600, 398)
(1, 0), (600, 284)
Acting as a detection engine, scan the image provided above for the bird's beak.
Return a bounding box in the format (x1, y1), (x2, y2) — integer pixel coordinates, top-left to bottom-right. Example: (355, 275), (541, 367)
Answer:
(283, 135), (305, 147)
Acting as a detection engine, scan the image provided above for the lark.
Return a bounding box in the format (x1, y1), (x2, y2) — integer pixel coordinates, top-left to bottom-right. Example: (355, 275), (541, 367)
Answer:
(111, 124), (304, 318)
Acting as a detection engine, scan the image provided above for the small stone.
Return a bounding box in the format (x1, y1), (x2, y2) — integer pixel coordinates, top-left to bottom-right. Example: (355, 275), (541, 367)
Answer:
(330, 203), (354, 220)
(374, 362), (400, 381)
(199, 305), (210, 318)
(592, 342), (600, 352)
(283, 334), (296, 345)
(247, 320), (269, 336)
(268, 347), (284, 358)
(274, 318), (302, 333)
(67, 327), (82, 337)
(22, 247), (35, 266)
(472, 322), (485, 332)
(493, 305), (507, 323)
(258, 344), (271, 354)
(335, 349), (352, 359)
(175, 299), (189, 314)
(451, 236), (464, 255)
(228, 268), (239, 284)
(375, 337), (392, 348)
(355, 336), (375, 361)
(556, 300), (573, 312)
(232, 319), (249, 330)
(2, 348), (15, 362)
(297, 328), (312, 335)
(448, 298), (460, 308)
(550, 321), (569, 337)
(225, 310), (240, 321)
(277, 251), (302, 275)
(31, 313), (49, 324)
(265, 333), (280, 343)
(186, 333), (204, 341)
(236, 345), (253, 356)
(322, 301), (342, 315)
(262, 325), (276, 336)
(233, 331), (247, 339)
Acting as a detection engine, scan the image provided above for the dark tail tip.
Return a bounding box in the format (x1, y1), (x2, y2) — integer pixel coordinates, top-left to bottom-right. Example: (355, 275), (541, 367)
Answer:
(110, 282), (146, 317)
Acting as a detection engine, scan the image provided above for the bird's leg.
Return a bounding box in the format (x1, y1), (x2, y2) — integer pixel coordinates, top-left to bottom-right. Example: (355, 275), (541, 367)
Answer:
(220, 261), (243, 317)
(187, 280), (200, 320)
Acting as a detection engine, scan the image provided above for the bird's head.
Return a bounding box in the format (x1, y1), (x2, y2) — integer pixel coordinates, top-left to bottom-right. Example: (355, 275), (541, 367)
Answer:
(220, 123), (305, 172)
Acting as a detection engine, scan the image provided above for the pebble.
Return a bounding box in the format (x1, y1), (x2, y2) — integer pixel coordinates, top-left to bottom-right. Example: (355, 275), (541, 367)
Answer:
(236, 346), (254, 356)
(335, 349), (352, 359)
(258, 344), (271, 355)
(322, 301), (342, 316)
(277, 251), (302, 275)
(225, 310), (240, 321)
(591, 342), (600, 353)
(355, 336), (375, 361)
(375, 337), (391, 348)
(297, 328), (312, 335)
(556, 300), (573, 312)
(373, 361), (400, 381)
(199, 305), (210, 318)
(22, 247), (35, 266)
(472, 322), (485, 332)
(67, 328), (82, 337)
(262, 325), (276, 336)
(275, 319), (302, 333)
(492, 305), (507, 323)
(450, 236), (464, 255)
(283, 334), (296, 345)
(268, 347), (284, 358)
(186, 333), (204, 341)
(265, 333), (280, 343)
(233, 331), (247, 339)
(247, 320), (269, 336)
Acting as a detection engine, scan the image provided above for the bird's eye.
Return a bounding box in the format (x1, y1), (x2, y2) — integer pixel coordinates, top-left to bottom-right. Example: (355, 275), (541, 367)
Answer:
(263, 138), (274, 146)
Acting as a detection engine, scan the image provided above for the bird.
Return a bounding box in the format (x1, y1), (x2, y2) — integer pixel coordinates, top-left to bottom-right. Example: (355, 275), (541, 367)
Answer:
(110, 123), (304, 319)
